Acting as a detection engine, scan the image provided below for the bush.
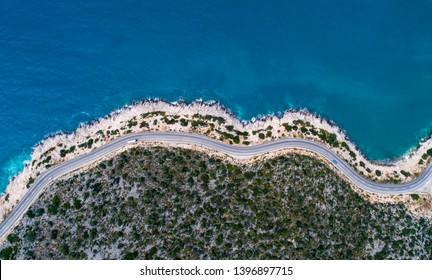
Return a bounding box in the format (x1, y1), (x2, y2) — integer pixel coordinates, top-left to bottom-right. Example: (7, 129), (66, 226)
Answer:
(36, 208), (45, 216)
(216, 234), (224, 246)
(123, 251), (138, 260)
(26, 230), (36, 242)
(0, 246), (17, 260)
(89, 228), (98, 239)
(146, 247), (158, 259)
(47, 204), (58, 215)
(50, 229), (58, 240)
(180, 119), (188, 127)
(244, 171), (255, 180)
(60, 244), (69, 255)
(127, 119), (138, 128)
(318, 130), (338, 147)
(7, 234), (20, 243)
(26, 210), (35, 219)
(282, 123), (293, 131)
(341, 142), (350, 150)
(48, 195), (61, 215)
(52, 195), (61, 207)
(140, 121), (149, 128)
(27, 177), (35, 188)
(87, 138), (94, 148)
(74, 199), (83, 210)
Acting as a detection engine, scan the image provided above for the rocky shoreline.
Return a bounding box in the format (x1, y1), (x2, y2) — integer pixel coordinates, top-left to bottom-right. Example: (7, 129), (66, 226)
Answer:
(1, 99), (432, 221)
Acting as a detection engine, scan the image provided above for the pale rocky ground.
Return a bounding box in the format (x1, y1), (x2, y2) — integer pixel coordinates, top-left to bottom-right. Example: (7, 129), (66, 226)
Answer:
(1, 100), (432, 221)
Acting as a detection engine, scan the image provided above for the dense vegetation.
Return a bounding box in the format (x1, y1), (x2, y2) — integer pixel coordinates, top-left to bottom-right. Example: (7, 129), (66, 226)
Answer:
(1, 147), (431, 260)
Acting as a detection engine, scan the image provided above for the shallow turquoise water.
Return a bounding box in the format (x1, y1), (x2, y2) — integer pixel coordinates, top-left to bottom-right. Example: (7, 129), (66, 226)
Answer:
(1, 0), (432, 192)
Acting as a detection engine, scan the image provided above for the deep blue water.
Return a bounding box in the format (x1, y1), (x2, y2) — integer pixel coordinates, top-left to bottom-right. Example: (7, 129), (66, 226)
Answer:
(1, 0), (432, 193)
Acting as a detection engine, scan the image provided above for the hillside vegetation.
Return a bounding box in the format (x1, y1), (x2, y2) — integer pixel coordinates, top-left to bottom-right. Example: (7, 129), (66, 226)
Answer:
(1, 147), (431, 259)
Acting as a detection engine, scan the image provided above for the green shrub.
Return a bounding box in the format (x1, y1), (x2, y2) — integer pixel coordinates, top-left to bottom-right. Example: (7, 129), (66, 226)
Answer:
(26, 230), (36, 242)
(51, 230), (59, 240)
(0, 246), (17, 260)
(282, 123), (293, 131)
(36, 208), (45, 216)
(123, 251), (138, 260)
(74, 199), (83, 210)
(180, 119), (189, 127)
(244, 171), (255, 180)
(7, 234), (20, 243)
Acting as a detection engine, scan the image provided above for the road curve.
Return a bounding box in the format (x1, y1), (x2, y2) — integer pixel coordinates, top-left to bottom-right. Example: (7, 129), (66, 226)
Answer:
(1, 132), (431, 242)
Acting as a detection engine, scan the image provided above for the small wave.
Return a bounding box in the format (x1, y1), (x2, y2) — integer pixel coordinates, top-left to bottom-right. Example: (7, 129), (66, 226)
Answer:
(0, 152), (32, 193)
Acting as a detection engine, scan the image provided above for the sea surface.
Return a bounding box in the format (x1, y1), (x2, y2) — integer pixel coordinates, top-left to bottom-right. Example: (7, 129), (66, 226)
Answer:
(1, 0), (432, 193)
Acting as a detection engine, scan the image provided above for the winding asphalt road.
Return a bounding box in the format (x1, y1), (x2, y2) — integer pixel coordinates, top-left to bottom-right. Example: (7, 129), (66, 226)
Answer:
(1, 132), (431, 242)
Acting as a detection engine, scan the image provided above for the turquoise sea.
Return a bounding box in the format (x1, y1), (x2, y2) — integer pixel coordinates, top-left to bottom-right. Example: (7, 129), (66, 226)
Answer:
(1, 0), (432, 193)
